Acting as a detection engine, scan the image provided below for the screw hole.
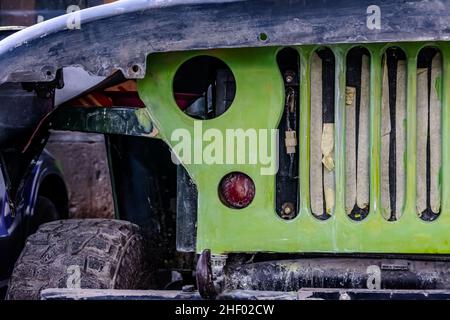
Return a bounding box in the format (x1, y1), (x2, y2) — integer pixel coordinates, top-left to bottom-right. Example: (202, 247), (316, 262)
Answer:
(258, 32), (268, 42)
(131, 64), (140, 73)
(46, 70), (52, 76)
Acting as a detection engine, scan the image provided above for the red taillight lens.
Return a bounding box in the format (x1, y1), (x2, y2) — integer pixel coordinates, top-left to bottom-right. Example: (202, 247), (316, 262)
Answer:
(219, 172), (255, 209)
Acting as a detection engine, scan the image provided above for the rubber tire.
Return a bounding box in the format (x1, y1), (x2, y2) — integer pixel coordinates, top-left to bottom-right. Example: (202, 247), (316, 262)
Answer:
(6, 219), (150, 300)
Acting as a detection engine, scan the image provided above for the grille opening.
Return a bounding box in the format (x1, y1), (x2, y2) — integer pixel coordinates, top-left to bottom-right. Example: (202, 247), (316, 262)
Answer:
(310, 47), (335, 220)
(381, 47), (407, 221)
(172, 55), (236, 120)
(276, 47), (300, 220)
(416, 47), (442, 221)
(345, 47), (371, 221)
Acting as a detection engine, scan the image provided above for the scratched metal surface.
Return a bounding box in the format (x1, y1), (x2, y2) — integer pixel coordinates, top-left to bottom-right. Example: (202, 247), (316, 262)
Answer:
(1, 0), (450, 84)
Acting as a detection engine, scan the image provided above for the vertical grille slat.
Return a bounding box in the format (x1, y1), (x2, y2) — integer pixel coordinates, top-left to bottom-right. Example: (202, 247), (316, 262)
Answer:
(298, 47), (313, 216)
(429, 53), (442, 214)
(345, 85), (357, 214)
(395, 60), (407, 218)
(442, 45), (450, 215)
(416, 66), (429, 215)
(333, 47), (346, 214)
(356, 55), (371, 211)
(369, 51), (383, 218)
(310, 52), (324, 216)
(381, 56), (392, 219)
(404, 52), (418, 217)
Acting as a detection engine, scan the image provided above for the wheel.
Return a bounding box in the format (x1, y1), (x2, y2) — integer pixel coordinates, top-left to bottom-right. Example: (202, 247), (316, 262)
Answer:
(6, 219), (150, 300)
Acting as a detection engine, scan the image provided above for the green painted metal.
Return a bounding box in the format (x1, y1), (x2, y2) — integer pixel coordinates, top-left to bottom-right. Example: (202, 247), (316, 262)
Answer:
(138, 43), (450, 255)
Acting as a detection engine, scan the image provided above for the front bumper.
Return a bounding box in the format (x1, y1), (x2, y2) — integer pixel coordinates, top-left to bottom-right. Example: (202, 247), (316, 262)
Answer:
(40, 288), (450, 300)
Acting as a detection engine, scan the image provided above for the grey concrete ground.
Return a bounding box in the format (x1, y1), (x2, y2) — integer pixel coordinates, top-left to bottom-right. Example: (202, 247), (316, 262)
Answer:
(46, 131), (114, 219)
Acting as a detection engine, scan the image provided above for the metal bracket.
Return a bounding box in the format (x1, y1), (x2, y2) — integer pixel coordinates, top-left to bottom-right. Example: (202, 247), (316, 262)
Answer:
(22, 69), (64, 99)
(196, 250), (228, 300)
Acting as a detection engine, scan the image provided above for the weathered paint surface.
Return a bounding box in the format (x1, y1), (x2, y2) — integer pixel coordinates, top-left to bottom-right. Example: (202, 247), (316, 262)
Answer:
(5, 0), (450, 84)
(138, 42), (449, 254)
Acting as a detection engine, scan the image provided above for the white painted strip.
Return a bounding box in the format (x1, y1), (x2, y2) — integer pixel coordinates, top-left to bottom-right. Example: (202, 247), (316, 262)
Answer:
(395, 60), (407, 218)
(430, 53), (442, 214)
(381, 57), (392, 219)
(357, 55), (370, 210)
(345, 86), (357, 214)
(310, 53), (324, 215)
(322, 123), (335, 214)
(416, 67), (429, 214)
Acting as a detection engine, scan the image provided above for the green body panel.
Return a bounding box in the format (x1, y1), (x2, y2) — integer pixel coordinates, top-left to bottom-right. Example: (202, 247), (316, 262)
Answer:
(138, 43), (450, 254)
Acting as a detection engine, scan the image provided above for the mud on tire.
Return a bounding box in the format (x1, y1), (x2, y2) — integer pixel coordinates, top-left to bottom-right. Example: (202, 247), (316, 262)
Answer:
(6, 219), (151, 300)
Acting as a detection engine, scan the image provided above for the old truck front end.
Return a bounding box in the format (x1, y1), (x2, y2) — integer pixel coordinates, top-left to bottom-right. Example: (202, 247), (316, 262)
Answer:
(1, 0), (450, 300)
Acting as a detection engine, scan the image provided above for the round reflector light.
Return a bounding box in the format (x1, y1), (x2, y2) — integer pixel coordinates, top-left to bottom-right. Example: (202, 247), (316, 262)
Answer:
(219, 172), (255, 209)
